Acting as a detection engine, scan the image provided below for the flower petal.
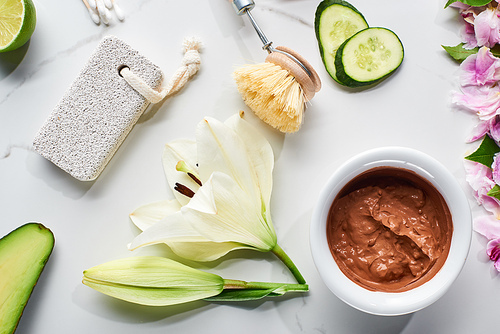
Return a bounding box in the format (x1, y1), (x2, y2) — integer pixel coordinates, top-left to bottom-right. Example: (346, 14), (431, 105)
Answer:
(183, 172), (276, 250)
(452, 85), (500, 120)
(489, 116), (500, 141)
(196, 117), (262, 206)
(128, 211), (247, 261)
(83, 256), (224, 306)
(492, 153), (500, 184)
(169, 240), (250, 262)
(162, 139), (200, 206)
(466, 120), (489, 143)
(464, 160), (500, 216)
(458, 10), (479, 48)
(474, 215), (500, 239)
(224, 114), (274, 214)
(474, 7), (500, 48)
(460, 46), (500, 86)
(130, 199), (181, 231)
(486, 238), (500, 272)
(129, 211), (204, 250)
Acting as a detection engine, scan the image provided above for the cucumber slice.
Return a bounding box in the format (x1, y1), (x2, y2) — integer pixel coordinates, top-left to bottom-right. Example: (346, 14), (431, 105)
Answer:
(335, 27), (404, 87)
(315, 0), (369, 83)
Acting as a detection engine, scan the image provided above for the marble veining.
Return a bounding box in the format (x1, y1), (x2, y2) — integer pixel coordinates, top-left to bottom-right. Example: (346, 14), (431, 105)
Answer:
(0, 33), (106, 106)
(260, 5), (314, 28)
(0, 143), (34, 159)
(0, 1), (496, 333)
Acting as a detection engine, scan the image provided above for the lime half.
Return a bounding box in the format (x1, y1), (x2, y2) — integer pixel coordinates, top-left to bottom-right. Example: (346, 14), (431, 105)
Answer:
(0, 0), (36, 53)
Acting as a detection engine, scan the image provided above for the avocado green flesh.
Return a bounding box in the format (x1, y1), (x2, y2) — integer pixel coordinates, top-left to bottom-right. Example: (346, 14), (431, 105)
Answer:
(0, 223), (54, 334)
(315, 1), (368, 83)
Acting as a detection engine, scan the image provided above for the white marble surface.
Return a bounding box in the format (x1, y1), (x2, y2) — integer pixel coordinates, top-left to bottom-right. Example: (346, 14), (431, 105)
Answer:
(0, 0), (498, 333)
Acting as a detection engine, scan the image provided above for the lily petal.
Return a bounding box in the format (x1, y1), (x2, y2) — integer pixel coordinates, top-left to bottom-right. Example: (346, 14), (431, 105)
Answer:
(183, 172), (276, 251)
(129, 199), (181, 231)
(196, 117), (263, 207)
(129, 212), (200, 249)
(169, 240), (249, 262)
(224, 114), (274, 216)
(129, 211), (247, 261)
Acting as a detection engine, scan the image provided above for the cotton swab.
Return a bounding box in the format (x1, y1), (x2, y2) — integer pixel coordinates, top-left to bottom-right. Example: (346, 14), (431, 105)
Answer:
(82, 0), (124, 25)
(96, 0), (111, 25)
(81, 0), (100, 24)
(112, 0), (124, 21)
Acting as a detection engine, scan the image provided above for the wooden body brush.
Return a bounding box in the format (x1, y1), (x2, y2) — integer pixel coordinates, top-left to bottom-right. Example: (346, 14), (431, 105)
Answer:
(230, 0), (321, 133)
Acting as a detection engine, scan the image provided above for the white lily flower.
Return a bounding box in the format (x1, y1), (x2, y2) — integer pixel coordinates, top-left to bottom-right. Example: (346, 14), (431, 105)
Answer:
(129, 114), (304, 283)
(129, 114), (275, 258)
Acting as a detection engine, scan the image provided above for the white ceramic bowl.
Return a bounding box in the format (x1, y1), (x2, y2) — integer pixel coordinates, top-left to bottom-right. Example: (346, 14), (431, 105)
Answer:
(310, 147), (472, 316)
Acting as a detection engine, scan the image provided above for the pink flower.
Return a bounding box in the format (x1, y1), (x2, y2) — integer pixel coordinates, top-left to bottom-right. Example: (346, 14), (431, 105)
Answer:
(453, 3), (500, 48)
(493, 153), (500, 183)
(474, 5), (500, 48)
(466, 160), (500, 272)
(460, 9), (480, 48)
(464, 160), (500, 217)
(488, 239), (500, 271)
(467, 116), (500, 142)
(460, 47), (500, 86)
(474, 215), (500, 272)
(453, 84), (500, 120)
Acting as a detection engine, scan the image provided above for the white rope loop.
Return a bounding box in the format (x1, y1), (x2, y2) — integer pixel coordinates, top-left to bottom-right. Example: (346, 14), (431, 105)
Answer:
(120, 37), (202, 104)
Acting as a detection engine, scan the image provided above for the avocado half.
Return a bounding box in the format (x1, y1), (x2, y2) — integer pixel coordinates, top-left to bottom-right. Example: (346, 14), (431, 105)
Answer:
(0, 223), (54, 334)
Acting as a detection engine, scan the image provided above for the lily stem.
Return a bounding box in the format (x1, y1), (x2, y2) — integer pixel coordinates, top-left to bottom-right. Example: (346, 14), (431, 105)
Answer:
(271, 244), (306, 284)
(223, 279), (308, 292)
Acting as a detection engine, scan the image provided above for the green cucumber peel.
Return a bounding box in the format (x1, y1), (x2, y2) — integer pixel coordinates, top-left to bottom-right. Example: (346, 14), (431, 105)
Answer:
(334, 27), (404, 87)
(314, 0), (368, 83)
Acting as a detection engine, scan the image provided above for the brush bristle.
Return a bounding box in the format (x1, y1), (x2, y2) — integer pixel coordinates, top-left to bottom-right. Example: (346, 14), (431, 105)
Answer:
(233, 62), (305, 133)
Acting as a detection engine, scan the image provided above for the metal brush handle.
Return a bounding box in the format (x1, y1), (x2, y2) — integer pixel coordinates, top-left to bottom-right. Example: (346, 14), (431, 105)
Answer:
(229, 0), (311, 76)
(231, 0), (255, 14)
(231, 0), (273, 53)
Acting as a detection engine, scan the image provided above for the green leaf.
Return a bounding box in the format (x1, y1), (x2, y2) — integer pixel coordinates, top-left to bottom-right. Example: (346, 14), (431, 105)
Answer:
(490, 45), (500, 58)
(445, 0), (456, 7)
(487, 184), (500, 200)
(445, 0), (493, 8)
(465, 135), (500, 167)
(204, 288), (280, 302)
(442, 44), (478, 62)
